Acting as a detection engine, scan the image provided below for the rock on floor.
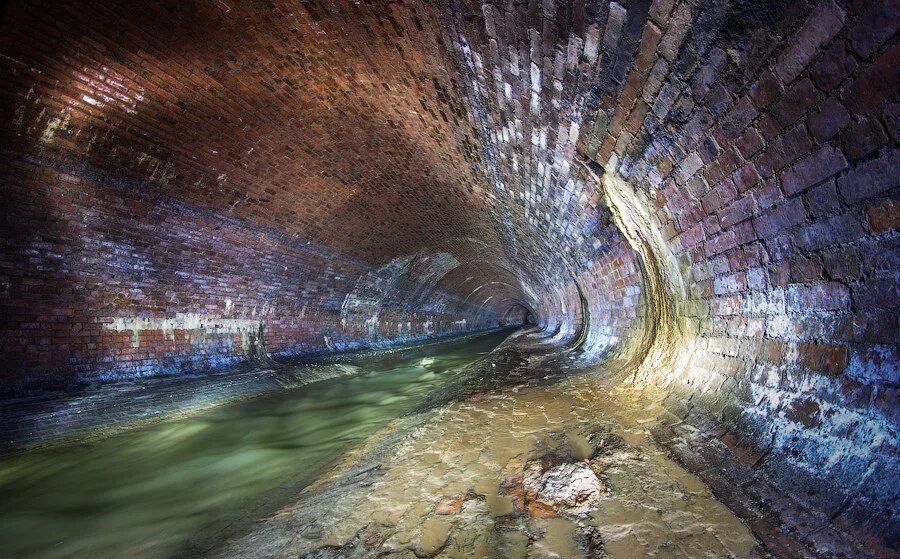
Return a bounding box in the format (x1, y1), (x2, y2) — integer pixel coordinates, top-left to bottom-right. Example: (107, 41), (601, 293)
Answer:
(533, 463), (605, 516)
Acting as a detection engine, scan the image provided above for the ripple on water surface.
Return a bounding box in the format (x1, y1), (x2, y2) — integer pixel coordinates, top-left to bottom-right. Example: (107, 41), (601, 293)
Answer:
(0, 332), (509, 559)
(234, 371), (758, 559)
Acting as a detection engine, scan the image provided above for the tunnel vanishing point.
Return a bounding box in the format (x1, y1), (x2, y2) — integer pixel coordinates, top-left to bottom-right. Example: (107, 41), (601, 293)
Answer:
(0, 0), (898, 557)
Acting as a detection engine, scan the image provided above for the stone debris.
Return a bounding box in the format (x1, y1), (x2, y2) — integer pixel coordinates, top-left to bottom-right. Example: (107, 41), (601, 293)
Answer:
(532, 463), (606, 517)
(527, 500), (559, 519)
(433, 496), (463, 515)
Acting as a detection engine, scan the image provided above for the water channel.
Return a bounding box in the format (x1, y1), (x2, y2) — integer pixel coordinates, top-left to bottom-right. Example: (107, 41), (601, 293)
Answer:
(0, 329), (756, 558)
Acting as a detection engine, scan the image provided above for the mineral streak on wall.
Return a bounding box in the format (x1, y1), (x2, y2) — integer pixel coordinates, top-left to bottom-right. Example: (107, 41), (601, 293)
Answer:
(0, 0), (898, 554)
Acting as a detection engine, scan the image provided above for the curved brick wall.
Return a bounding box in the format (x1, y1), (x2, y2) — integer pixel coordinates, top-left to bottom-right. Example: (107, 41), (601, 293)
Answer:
(0, 0), (897, 553)
(0, 0), (549, 389)
(563, 1), (900, 550)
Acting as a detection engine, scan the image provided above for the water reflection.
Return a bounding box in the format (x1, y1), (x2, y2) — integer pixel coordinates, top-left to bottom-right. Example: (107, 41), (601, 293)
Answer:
(0, 331), (509, 559)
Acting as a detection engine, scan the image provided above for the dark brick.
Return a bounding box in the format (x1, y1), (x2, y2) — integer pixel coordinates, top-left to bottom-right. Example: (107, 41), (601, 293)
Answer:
(805, 180), (841, 218)
(847, 0), (900, 58)
(852, 276), (900, 309)
(732, 220), (758, 245)
(716, 96), (758, 142)
(755, 125), (814, 179)
(795, 212), (866, 251)
(874, 387), (900, 424)
(823, 246), (861, 280)
(780, 146), (848, 196)
(807, 96), (850, 142)
(792, 255), (825, 282)
(735, 127), (765, 160)
(754, 178), (785, 210)
(749, 71), (783, 109)
(837, 149), (899, 203)
(772, 0), (845, 84)
(771, 78), (820, 127)
(753, 198), (806, 237)
(810, 41), (858, 92)
(705, 84), (733, 118)
(881, 103), (900, 142)
(839, 116), (889, 161)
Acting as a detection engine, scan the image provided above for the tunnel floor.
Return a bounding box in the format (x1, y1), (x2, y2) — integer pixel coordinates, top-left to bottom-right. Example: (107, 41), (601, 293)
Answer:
(1, 330), (802, 559)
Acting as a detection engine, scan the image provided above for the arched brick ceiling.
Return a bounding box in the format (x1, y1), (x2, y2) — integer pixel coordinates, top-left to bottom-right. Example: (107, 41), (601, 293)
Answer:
(2, 0), (508, 266)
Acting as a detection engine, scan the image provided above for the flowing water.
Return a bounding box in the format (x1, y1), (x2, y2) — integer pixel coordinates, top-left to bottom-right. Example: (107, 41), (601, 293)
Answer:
(244, 365), (758, 559)
(0, 331), (510, 559)
(0, 329), (757, 559)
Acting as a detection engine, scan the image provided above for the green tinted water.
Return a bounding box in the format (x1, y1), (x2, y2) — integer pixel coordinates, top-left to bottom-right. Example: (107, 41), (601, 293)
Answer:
(0, 331), (509, 559)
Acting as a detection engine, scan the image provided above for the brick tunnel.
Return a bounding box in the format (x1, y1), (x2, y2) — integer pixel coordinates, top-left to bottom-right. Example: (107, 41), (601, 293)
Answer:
(0, 1), (898, 558)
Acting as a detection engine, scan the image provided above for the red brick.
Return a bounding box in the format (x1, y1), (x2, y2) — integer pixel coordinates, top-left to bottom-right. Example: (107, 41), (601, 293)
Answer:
(787, 397), (822, 426)
(705, 230), (738, 257)
(846, 43), (900, 114)
(0, 6), (897, 547)
(867, 199), (900, 233)
(720, 195), (759, 228)
(678, 223), (707, 250)
(730, 163), (759, 194)
(800, 343), (849, 375)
